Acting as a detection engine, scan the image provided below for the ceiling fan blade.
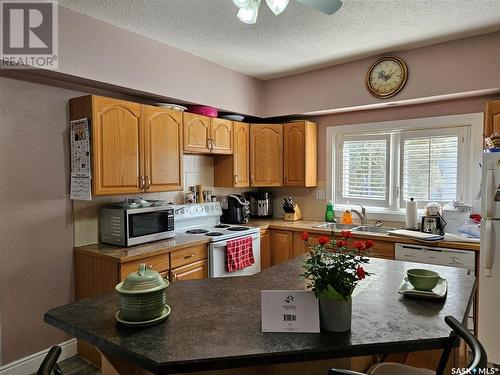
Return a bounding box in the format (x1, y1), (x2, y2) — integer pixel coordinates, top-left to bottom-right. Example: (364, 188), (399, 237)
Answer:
(295, 0), (342, 15)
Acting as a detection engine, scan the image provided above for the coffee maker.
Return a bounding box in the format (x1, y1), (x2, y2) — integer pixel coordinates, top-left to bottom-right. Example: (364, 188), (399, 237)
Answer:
(221, 194), (250, 224)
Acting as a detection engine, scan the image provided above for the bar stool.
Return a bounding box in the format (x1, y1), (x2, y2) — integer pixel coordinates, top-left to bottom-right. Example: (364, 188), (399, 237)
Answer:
(37, 346), (63, 375)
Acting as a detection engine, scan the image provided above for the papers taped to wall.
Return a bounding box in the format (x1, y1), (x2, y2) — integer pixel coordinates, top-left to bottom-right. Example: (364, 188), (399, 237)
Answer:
(70, 118), (92, 200)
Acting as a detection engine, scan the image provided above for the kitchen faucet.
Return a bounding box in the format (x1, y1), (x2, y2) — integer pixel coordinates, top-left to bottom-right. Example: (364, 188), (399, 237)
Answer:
(351, 204), (367, 225)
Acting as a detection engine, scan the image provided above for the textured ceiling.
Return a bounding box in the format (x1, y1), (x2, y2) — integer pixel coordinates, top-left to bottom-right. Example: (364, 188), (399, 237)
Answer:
(59, 0), (500, 80)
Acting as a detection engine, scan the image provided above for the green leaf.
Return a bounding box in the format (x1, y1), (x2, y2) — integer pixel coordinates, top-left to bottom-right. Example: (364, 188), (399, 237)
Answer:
(316, 284), (348, 301)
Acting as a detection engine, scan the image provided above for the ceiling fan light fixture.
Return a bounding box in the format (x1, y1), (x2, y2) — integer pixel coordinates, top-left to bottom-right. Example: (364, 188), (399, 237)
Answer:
(237, 0), (261, 24)
(232, 0), (252, 8)
(265, 0), (289, 15)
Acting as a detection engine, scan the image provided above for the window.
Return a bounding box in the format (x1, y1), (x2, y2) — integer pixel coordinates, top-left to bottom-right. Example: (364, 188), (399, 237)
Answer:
(331, 117), (475, 214)
(339, 135), (389, 206)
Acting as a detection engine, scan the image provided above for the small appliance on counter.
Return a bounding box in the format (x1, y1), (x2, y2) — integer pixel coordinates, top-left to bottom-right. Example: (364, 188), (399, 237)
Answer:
(221, 194), (250, 224)
(247, 191), (273, 218)
(100, 204), (175, 247)
(420, 202), (446, 235)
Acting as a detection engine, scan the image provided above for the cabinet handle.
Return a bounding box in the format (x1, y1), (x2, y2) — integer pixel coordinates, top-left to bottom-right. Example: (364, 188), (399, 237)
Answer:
(184, 253), (196, 259)
(210, 138), (214, 150)
(137, 176), (144, 189)
(234, 174), (238, 184)
(172, 273), (178, 281)
(145, 176), (151, 189)
(146, 264), (153, 269)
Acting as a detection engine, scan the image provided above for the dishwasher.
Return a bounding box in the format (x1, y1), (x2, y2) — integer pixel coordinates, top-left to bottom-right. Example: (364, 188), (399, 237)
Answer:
(394, 243), (476, 332)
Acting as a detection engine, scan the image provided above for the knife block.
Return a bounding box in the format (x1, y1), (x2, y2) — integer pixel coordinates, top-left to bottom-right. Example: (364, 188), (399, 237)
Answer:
(284, 204), (303, 221)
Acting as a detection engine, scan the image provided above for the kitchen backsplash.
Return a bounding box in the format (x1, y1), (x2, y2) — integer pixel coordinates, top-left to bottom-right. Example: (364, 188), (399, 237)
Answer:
(73, 155), (403, 246)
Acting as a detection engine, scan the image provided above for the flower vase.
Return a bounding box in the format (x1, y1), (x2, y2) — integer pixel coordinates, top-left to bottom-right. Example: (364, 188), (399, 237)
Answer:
(319, 296), (352, 332)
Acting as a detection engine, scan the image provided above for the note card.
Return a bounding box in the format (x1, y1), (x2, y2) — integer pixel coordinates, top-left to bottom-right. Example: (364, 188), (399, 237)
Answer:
(261, 290), (320, 333)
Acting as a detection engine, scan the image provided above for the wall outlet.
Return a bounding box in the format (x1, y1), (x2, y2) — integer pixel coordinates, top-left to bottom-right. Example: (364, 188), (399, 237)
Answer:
(316, 190), (326, 200)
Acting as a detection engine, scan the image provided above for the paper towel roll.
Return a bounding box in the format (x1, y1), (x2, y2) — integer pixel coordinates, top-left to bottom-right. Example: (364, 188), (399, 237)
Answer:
(405, 198), (418, 230)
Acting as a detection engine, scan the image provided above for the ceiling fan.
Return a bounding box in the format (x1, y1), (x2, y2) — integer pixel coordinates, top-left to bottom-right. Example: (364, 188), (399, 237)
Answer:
(232, 0), (342, 24)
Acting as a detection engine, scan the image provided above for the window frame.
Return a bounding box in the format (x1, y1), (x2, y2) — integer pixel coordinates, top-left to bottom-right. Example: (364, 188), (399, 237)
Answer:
(326, 113), (483, 220)
(398, 126), (469, 208)
(336, 133), (391, 208)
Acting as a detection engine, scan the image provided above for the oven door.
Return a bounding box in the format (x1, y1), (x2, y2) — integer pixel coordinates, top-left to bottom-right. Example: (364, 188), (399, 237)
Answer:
(209, 232), (261, 278)
(126, 208), (174, 246)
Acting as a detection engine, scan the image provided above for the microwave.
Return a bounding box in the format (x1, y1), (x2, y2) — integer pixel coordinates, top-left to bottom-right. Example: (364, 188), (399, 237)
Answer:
(100, 205), (175, 247)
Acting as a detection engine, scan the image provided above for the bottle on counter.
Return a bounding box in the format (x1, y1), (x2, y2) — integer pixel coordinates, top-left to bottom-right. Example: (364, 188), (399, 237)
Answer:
(325, 200), (335, 222)
(341, 209), (353, 224)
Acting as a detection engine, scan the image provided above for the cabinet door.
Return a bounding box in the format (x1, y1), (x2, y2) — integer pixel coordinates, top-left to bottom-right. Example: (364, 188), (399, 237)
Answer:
(183, 112), (211, 153)
(92, 96), (143, 195)
(260, 229), (271, 270)
(250, 124), (283, 187)
(142, 105), (183, 192)
(283, 122), (305, 186)
(234, 122), (250, 187)
(170, 259), (208, 282)
(270, 229), (293, 266)
(211, 118), (233, 154)
(485, 100), (500, 137)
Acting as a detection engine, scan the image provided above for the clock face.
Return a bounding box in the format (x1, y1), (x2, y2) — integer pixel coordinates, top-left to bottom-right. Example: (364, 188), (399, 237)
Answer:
(366, 56), (408, 98)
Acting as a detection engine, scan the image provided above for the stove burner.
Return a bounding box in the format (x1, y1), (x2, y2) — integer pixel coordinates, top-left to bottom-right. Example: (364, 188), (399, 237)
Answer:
(227, 226), (250, 231)
(214, 224), (230, 229)
(186, 229), (209, 234)
(205, 232), (224, 236)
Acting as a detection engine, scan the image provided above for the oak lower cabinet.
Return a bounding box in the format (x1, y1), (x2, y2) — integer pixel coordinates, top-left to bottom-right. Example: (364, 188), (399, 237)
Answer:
(283, 121), (317, 187)
(69, 95), (183, 195)
(260, 229), (271, 270)
(183, 113), (233, 154)
(485, 100), (500, 137)
(250, 124), (283, 187)
(74, 243), (208, 367)
(214, 122), (250, 187)
(270, 229), (294, 266)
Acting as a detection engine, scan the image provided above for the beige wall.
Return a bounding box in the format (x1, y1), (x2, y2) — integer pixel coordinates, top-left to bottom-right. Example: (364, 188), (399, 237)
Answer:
(0, 77), (84, 364)
(263, 31), (500, 117)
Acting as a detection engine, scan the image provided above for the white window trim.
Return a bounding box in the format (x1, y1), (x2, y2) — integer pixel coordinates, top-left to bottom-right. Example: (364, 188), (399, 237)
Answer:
(326, 113), (484, 222)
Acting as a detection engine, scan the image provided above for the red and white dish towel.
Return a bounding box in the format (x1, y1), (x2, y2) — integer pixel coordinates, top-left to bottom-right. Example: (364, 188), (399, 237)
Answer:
(226, 236), (254, 272)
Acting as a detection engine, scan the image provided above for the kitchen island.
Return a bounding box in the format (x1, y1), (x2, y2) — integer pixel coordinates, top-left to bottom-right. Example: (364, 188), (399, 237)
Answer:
(45, 256), (475, 375)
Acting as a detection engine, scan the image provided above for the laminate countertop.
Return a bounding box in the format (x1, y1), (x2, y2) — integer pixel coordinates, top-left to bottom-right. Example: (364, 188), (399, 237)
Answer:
(45, 256), (476, 374)
(247, 218), (480, 252)
(74, 233), (210, 263)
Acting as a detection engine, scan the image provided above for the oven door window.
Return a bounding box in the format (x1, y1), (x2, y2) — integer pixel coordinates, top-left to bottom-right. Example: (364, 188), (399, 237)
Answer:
(129, 211), (172, 238)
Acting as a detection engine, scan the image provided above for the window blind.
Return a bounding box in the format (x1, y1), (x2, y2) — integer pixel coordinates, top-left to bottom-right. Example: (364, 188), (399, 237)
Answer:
(401, 135), (458, 202)
(342, 139), (388, 201)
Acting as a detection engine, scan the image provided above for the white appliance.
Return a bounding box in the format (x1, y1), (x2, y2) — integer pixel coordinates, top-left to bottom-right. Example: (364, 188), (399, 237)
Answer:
(174, 202), (261, 278)
(442, 202), (472, 236)
(479, 152), (500, 364)
(395, 243), (476, 331)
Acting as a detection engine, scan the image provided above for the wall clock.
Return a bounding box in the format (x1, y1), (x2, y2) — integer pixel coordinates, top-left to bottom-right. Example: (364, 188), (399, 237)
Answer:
(366, 56), (408, 99)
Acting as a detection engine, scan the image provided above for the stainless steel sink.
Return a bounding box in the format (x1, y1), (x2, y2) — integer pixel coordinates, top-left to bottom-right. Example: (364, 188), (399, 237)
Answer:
(314, 223), (357, 230)
(352, 225), (396, 233)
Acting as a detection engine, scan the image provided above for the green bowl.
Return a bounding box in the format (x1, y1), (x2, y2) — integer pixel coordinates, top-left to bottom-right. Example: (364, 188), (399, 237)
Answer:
(407, 269), (440, 291)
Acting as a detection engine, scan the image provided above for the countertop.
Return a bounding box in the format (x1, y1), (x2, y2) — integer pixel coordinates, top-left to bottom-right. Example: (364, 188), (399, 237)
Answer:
(45, 256), (476, 374)
(74, 233), (210, 263)
(247, 218), (480, 251)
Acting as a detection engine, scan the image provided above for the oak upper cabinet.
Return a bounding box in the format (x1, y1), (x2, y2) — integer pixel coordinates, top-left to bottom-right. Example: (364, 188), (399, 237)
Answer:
(211, 118), (233, 154)
(283, 121), (317, 187)
(270, 229), (293, 266)
(214, 122), (250, 187)
(183, 113), (233, 155)
(183, 112), (211, 153)
(70, 96), (143, 196)
(250, 124), (283, 187)
(142, 105), (183, 192)
(485, 100), (500, 137)
(69, 95), (183, 196)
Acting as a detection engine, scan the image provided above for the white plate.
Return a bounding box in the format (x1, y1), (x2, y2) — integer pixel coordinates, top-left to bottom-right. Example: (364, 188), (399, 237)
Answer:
(221, 114), (244, 121)
(155, 103), (188, 111)
(398, 277), (447, 299)
(116, 305), (171, 327)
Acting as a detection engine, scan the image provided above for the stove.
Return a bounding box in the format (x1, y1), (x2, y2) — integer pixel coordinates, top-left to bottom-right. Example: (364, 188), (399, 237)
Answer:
(174, 203), (261, 278)
(174, 203), (259, 242)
